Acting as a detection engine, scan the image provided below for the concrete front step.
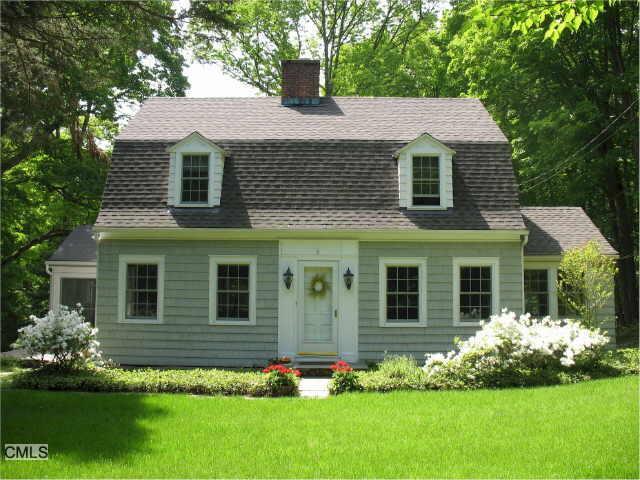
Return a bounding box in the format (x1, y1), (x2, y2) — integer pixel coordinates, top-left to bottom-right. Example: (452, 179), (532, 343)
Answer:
(299, 377), (331, 398)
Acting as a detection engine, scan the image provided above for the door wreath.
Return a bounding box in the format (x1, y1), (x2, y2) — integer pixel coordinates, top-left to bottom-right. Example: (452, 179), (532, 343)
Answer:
(308, 273), (330, 299)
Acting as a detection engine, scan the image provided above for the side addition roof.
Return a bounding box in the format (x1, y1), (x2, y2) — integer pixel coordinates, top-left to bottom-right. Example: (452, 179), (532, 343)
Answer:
(48, 225), (97, 262)
(522, 207), (617, 256)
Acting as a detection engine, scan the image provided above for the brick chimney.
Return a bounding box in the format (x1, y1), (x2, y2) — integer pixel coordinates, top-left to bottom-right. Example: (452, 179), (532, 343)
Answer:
(281, 59), (321, 106)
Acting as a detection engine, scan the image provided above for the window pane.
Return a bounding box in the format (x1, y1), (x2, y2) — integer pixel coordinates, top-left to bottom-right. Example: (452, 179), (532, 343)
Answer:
(412, 156), (440, 206)
(60, 278), (96, 324)
(216, 263), (250, 321)
(385, 266), (420, 323)
(181, 154), (209, 203)
(459, 265), (492, 321)
(524, 270), (549, 317)
(126, 264), (158, 319)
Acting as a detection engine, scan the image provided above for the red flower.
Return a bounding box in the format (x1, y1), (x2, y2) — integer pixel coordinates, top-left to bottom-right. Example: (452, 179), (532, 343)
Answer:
(330, 360), (353, 373)
(262, 364), (302, 377)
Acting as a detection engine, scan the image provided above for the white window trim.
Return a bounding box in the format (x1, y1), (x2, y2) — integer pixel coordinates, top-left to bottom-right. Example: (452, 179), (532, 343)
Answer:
(453, 257), (500, 326)
(409, 154), (446, 210)
(378, 257), (428, 327)
(209, 255), (257, 326)
(117, 255), (165, 324)
(176, 152), (213, 207)
(47, 263), (97, 311)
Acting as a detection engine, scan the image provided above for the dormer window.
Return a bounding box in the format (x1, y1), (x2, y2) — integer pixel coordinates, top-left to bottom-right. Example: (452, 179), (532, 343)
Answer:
(166, 132), (225, 208)
(412, 155), (440, 206)
(396, 133), (455, 211)
(181, 154), (210, 204)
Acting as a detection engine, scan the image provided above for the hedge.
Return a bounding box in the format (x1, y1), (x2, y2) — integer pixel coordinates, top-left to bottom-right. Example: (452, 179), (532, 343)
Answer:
(9, 366), (299, 397)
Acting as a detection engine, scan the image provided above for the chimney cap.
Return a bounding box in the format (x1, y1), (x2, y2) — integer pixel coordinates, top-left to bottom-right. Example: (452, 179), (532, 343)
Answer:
(281, 58), (320, 66)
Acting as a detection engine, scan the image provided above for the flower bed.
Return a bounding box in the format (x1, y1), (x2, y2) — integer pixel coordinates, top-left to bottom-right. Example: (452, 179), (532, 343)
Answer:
(329, 311), (636, 394)
(10, 366), (300, 397)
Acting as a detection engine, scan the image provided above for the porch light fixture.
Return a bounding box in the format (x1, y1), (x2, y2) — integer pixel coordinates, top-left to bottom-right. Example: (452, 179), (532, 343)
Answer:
(343, 267), (354, 290)
(283, 267), (294, 289)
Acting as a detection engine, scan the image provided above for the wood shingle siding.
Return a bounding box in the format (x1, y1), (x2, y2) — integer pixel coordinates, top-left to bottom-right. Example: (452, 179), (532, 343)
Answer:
(96, 240), (278, 367)
(357, 241), (524, 362)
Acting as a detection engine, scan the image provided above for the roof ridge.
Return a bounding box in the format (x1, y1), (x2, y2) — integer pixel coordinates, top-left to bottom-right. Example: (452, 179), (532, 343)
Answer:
(144, 96), (482, 101)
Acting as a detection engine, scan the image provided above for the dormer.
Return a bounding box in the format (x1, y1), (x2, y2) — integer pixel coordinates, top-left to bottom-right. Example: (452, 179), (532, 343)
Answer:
(166, 132), (225, 207)
(396, 133), (455, 210)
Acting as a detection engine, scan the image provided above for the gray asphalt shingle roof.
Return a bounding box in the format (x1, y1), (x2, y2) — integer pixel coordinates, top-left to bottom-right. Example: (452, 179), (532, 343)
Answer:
(95, 95), (614, 256)
(48, 225), (97, 262)
(522, 207), (617, 256)
(117, 97), (508, 142)
(97, 139), (525, 230)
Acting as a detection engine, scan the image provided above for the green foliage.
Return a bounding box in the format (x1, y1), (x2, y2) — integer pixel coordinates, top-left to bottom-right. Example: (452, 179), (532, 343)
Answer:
(190, 0), (438, 95)
(0, 357), (32, 373)
(598, 348), (640, 376)
(1, 1), (230, 349)
(190, 0), (305, 95)
(329, 370), (362, 394)
(444, 0), (638, 325)
(558, 240), (617, 327)
(1, 140), (108, 349)
(331, 347), (638, 394)
(10, 366), (299, 397)
(485, 0), (606, 45)
(355, 355), (430, 393)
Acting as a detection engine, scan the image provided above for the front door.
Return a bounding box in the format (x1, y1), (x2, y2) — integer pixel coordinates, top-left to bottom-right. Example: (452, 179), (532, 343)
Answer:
(298, 262), (338, 354)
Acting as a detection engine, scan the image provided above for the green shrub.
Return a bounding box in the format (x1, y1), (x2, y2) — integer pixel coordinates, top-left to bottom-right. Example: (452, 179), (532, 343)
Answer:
(0, 356), (31, 373)
(261, 364), (301, 397)
(328, 361), (361, 394)
(595, 348), (639, 376)
(356, 355), (430, 393)
(9, 366), (299, 397)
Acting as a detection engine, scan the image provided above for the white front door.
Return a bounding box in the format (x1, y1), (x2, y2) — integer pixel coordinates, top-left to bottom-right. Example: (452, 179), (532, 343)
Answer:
(298, 262), (338, 354)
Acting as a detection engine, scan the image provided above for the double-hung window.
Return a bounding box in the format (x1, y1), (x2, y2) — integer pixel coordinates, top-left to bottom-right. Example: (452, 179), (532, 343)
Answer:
(118, 255), (165, 323)
(453, 258), (499, 325)
(524, 269), (549, 317)
(209, 256), (257, 325)
(411, 155), (440, 206)
(379, 258), (427, 327)
(181, 154), (210, 204)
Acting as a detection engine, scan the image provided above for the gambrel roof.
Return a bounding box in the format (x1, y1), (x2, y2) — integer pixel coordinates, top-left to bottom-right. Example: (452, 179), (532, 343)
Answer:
(97, 138), (524, 230)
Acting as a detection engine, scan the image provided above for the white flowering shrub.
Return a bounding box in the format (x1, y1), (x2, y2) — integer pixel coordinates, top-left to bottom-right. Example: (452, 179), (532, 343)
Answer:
(12, 305), (102, 370)
(423, 310), (609, 388)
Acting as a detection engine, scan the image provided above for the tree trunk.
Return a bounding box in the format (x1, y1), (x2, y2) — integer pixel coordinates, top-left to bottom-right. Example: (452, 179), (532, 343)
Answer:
(601, 2), (639, 328)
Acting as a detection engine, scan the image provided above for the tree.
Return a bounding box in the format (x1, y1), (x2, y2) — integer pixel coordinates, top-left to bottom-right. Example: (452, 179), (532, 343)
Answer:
(190, 0), (438, 95)
(558, 241), (617, 328)
(444, 0), (638, 327)
(0, 1), (234, 349)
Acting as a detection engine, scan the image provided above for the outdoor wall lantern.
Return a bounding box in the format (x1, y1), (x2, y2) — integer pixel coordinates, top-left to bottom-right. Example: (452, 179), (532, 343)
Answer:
(283, 267), (294, 289)
(343, 267), (354, 290)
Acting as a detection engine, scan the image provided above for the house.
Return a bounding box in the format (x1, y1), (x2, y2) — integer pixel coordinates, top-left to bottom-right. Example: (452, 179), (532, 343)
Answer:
(49, 60), (617, 367)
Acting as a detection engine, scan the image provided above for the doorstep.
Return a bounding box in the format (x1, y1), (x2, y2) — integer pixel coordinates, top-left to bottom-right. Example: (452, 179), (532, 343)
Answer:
(299, 377), (330, 398)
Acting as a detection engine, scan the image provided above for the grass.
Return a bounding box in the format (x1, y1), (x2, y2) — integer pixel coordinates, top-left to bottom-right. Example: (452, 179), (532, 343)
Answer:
(1, 376), (637, 478)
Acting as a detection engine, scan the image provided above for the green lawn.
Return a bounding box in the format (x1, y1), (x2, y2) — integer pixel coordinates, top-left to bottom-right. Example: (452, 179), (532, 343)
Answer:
(1, 376), (637, 478)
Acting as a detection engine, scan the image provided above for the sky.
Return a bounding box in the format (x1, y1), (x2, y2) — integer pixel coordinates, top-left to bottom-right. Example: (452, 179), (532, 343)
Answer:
(184, 61), (259, 98)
